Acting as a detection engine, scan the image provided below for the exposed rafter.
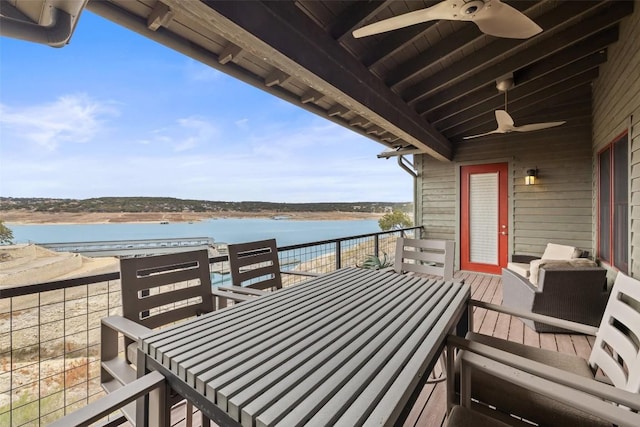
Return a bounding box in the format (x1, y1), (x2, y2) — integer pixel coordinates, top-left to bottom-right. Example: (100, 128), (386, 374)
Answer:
(434, 51), (607, 131)
(420, 32), (613, 120)
(385, 1), (538, 89)
(403, 0), (614, 105)
(329, 0), (390, 41)
(449, 74), (597, 138)
(147, 1), (174, 31)
(196, 0), (453, 160)
(83, 0), (633, 160)
(264, 69), (290, 87)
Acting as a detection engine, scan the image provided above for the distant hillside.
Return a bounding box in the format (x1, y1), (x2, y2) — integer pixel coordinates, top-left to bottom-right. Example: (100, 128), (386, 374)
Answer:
(0, 197), (413, 214)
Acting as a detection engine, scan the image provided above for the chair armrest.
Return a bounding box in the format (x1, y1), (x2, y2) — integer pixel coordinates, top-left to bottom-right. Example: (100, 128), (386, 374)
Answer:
(102, 316), (152, 341)
(211, 289), (255, 303)
(48, 370), (166, 427)
(447, 336), (640, 417)
(511, 254), (539, 263)
(216, 285), (268, 296)
(281, 270), (321, 277)
(469, 300), (598, 336)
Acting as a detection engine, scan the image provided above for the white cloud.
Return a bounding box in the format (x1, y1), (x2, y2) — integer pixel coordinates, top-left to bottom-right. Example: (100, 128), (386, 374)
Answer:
(139, 116), (219, 152)
(0, 94), (118, 151)
(174, 117), (217, 152)
(0, 107), (412, 202)
(235, 118), (249, 130)
(184, 59), (221, 82)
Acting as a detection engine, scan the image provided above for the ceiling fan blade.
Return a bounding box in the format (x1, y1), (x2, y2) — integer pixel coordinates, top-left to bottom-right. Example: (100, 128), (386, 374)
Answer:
(353, 0), (542, 39)
(352, 1), (451, 38)
(473, 1), (542, 39)
(463, 129), (503, 140)
(495, 110), (514, 129)
(512, 121), (566, 132)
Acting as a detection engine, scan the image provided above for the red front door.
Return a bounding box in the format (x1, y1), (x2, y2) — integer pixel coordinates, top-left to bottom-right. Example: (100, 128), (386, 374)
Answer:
(461, 163), (509, 274)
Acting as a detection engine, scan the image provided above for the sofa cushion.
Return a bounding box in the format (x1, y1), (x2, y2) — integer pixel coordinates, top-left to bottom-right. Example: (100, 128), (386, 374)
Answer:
(541, 243), (579, 260)
(506, 262), (530, 278)
(529, 258), (598, 286)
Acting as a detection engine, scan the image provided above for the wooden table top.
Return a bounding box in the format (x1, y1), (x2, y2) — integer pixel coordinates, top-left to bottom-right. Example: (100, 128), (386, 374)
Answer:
(141, 267), (470, 427)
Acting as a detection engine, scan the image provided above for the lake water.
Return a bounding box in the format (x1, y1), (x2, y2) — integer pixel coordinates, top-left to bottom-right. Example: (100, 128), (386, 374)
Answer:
(8, 218), (381, 246)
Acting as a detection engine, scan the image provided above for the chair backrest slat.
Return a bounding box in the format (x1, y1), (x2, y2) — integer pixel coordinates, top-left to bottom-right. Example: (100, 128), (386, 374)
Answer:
(394, 238), (454, 281)
(227, 239), (282, 290)
(589, 272), (640, 392)
(120, 250), (214, 329)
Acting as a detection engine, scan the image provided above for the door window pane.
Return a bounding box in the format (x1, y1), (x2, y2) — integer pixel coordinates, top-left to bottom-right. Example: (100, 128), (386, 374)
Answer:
(469, 173), (498, 264)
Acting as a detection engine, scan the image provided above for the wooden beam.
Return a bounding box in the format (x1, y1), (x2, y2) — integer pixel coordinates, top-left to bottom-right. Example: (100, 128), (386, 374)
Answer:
(424, 27), (618, 118)
(218, 42), (243, 65)
(147, 1), (174, 31)
(264, 69), (290, 87)
(366, 125), (386, 136)
(301, 89), (324, 104)
(349, 115), (369, 127)
(445, 73), (597, 139)
(434, 51), (607, 131)
(419, 31), (613, 120)
(362, 1), (535, 69)
(328, 104), (348, 117)
(361, 21), (437, 69)
(451, 97), (593, 142)
(329, 0), (390, 41)
(385, 1), (537, 87)
(447, 75), (596, 139)
(403, 1), (625, 104)
(193, 0), (452, 160)
(406, 1), (630, 107)
(381, 134), (400, 144)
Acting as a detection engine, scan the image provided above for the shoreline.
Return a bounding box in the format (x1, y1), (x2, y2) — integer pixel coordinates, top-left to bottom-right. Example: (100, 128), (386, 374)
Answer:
(0, 210), (385, 225)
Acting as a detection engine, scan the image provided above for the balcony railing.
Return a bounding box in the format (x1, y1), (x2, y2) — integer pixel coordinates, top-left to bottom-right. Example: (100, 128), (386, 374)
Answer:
(0, 226), (420, 426)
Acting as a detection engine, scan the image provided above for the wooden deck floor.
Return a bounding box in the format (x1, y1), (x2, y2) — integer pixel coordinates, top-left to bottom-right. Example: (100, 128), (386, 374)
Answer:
(169, 271), (594, 427)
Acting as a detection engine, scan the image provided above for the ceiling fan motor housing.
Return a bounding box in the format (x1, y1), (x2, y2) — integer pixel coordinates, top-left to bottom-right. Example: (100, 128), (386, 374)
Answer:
(461, 0), (486, 17)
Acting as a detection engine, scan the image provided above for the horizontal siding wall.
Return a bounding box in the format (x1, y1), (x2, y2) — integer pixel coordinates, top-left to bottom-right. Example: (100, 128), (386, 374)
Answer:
(592, 2), (640, 278)
(417, 119), (594, 264)
(415, 154), (457, 241)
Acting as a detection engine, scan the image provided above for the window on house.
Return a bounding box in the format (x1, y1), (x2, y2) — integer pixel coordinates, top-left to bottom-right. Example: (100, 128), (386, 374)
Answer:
(598, 132), (628, 273)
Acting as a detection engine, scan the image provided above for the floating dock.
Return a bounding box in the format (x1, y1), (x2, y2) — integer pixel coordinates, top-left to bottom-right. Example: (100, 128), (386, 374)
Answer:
(40, 237), (217, 258)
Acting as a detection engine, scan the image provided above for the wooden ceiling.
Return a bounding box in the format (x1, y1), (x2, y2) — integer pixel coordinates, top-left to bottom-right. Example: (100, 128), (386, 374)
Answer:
(85, 0), (633, 161)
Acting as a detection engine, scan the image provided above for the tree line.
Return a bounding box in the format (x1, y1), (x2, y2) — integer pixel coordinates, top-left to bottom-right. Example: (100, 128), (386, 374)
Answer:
(0, 197), (412, 214)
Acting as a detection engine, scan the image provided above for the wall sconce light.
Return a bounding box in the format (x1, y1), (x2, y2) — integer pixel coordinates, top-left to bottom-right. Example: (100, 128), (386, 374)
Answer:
(525, 168), (538, 185)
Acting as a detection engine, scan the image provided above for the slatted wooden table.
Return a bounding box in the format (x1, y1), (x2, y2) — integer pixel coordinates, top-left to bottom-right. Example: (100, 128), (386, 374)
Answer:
(140, 267), (470, 427)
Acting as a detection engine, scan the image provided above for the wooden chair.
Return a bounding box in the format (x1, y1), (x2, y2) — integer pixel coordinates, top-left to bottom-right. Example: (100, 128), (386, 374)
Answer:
(101, 250), (214, 425)
(446, 348), (640, 427)
(447, 272), (640, 426)
(393, 237), (454, 281)
(228, 238), (284, 290)
(214, 239), (319, 308)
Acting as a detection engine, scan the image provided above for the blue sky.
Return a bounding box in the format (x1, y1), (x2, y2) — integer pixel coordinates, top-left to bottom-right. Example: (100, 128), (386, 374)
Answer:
(0, 11), (412, 203)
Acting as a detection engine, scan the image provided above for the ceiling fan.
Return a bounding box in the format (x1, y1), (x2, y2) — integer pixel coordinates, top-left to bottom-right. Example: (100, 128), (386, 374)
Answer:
(352, 0), (542, 39)
(463, 75), (566, 140)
